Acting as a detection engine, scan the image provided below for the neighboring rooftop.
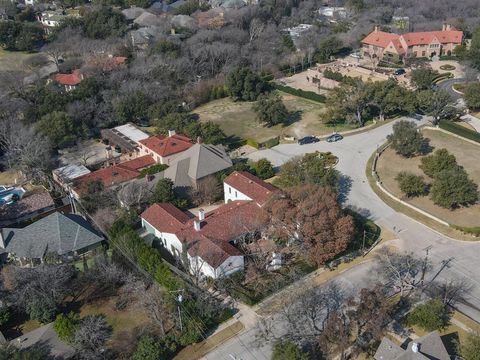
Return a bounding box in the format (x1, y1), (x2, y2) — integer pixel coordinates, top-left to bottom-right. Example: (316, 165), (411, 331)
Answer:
(374, 331), (450, 360)
(54, 69), (82, 86)
(163, 143), (232, 187)
(224, 171), (278, 206)
(101, 123), (150, 152)
(73, 155), (155, 192)
(58, 139), (121, 168)
(140, 133), (193, 158)
(0, 189), (55, 225)
(0, 212), (103, 259)
(53, 164), (91, 184)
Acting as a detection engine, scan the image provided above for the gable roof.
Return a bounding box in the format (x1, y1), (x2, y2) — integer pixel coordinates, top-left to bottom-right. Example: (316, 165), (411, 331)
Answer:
(141, 200), (263, 268)
(141, 203), (192, 233)
(0, 190), (55, 224)
(362, 28), (463, 50)
(362, 30), (400, 48)
(74, 155), (155, 191)
(54, 69), (82, 86)
(140, 134), (193, 158)
(401, 30), (463, 46)
(1, 212), (103, 259)
(163, 143), (232, 186)
(224, 171), (278, 206)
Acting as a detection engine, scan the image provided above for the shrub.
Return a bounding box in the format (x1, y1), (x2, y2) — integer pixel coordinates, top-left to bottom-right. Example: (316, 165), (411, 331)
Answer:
(251, 158), (274, 179)
(430, 168), (478, 208)
(387, 120), (429, 157)
(262, 137), (280, 149)
(133, 335), (177, 360)
(138, 164), (168, 178)
(406, 299), (450, 331)
(27, 298), (57, 323)
(0, 306), (10, 326)
(464, 83), (480, 111)
(272, 83), (326, 103)
(456, 331), (480, 360)
(54, 312), (79, 343)
(245, 138), (259, 149)
(272, 340), (310, 360)
(323, 69), (344, 82)
(439, 64), (456, 70)
(411, 68), (439, 90)
(395, 172), (428, 197)
(419, 148), (458, 178)
(253, 92), (289, 127)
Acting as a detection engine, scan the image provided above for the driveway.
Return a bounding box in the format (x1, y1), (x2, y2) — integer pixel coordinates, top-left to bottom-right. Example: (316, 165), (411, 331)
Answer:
(437, 78), (465, 101)
(202, 118), (480, 359)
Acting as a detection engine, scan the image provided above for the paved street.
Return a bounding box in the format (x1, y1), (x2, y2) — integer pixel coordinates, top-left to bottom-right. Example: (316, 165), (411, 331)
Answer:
(437, 77), (465, 100)
(203, 118), (480, 360)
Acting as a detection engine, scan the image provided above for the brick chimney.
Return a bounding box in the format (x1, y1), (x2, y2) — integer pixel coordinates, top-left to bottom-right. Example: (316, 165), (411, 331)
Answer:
(374, 25), (379, 32)
(442, 23), (451, 31)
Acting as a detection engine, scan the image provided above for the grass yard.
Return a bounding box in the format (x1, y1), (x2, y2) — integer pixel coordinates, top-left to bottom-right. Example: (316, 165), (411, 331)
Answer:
(0, 169), (21, 185)
(376, 129), (480, 228)
(0, 48), (33, 73)
(193, 93), (358, 143)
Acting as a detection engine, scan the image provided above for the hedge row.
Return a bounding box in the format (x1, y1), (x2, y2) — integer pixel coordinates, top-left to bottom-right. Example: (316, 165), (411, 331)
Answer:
(273, 83), (326, 103)
(138, 164), (168, 178)
(439, 120), (480, 144)
(432, 72), (453, 83)
(109, 221), (180, 291)
(452, 224), (480, 236)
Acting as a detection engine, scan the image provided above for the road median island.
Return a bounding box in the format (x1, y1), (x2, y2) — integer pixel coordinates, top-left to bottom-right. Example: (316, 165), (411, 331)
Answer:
(366, 128), (480, 241)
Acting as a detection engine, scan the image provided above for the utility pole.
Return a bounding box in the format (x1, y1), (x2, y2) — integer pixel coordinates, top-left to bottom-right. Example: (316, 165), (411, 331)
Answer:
(362, 230), (366, 252)
(177, 293), (183, 332)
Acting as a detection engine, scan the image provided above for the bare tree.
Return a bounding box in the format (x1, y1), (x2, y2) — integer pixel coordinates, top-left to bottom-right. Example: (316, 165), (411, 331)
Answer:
(249, 18), (265, 43)
(74, 315), (112, 360)
(117, 181), (151, 209)
(376, 248), (428, 298)
(194, 175), (221, 205)
(141, 285), (173, 336)
(91, 208), (117, 232)
(426, 278), (472, 306)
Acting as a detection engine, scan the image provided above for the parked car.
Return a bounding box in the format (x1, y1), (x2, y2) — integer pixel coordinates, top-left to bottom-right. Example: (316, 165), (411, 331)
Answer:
(394, 68), (406, 76)
(298, 136), (319, 145)
(326, 133), (343, 142)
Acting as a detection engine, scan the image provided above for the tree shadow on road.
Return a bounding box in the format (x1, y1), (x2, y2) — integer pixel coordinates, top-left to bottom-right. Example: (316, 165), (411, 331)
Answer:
(337, 174), (352, 205)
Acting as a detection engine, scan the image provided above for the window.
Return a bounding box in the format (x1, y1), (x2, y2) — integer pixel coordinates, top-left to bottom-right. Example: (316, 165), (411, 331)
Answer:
(235, 191), (238, 197)
(422, 51), (426, 57)
(229, 186), (231, 194)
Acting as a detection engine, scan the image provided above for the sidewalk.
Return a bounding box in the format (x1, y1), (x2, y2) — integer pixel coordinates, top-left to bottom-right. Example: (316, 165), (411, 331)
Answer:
(461, 114), (480, 132)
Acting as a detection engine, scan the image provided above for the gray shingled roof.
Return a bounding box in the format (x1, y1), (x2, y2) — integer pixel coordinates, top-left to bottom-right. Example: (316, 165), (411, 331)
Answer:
(166, 143), (232, 181)
(1, 212), (103, 259)
(374, 331), (450, 360)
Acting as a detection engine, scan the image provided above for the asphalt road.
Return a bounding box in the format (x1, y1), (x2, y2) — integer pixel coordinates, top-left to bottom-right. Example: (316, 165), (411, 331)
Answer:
(437, 77), (465, 100)
(204, 118), (480, 360)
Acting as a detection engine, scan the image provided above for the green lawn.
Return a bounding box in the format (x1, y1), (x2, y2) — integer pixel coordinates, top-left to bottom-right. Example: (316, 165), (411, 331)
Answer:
(192, 93), (358, 143)
(0, 48), (33, 73)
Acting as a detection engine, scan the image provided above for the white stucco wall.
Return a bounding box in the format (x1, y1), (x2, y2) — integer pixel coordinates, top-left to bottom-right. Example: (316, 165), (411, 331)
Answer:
(223, 183), (252, 203)
(215, 255), (244, 278)
(141, 218), (183, 257)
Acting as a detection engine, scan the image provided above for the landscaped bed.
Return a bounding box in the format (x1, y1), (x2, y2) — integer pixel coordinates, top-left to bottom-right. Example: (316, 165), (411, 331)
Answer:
(193, 93), (359, 143)
(376, 129), (480, 228)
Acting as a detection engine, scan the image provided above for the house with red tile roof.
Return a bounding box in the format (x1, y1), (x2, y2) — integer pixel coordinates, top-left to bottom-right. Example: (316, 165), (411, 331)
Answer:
(361, 24), (463, 61)
(53, 69), (83, 91)
(141, 172), (277, 278)
(71, 155), (155, 199)
(224, 171), (279, 206)
(138, 130), (194, 165)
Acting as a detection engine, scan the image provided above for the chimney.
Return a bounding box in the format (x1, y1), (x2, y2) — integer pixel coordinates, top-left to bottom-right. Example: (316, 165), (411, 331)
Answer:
(442, 23), (451, 31)
(197, 136), (202, 144)
(198, 208), (205, 221)
(171, 28), (176, 35)
(374, 25), (379, 32)
(411, 343), (419, 353)
(168, 129), (176, 137)
(194, 219), (201, 231)
(0, 230), (5, 249)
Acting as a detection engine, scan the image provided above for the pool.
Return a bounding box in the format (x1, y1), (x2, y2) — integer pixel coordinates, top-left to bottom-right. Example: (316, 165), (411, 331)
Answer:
(0, 186), (26, 205)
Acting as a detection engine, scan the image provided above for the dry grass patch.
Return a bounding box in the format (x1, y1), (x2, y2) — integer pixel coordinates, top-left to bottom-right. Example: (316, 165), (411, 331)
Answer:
(193, 94), (358, 142)
(174, 321), (244, 360)
(376, 129), (480, 228)
(0, 170), (21, 185)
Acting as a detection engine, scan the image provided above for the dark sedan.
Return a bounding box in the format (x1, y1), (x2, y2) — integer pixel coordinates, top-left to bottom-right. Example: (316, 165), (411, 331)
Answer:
(298, 136), (320, 145)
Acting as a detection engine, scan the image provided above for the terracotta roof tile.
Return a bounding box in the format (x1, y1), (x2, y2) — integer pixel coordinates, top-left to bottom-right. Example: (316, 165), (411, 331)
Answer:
(401, 30), (463, 46)
(73, 155), (154, 192)
(139, 134), (193, 157)
(54, 69), (82, 86)
(141, 203), (191, 233)
(224, 171), (278, 206)
(361, 31), (400, 48)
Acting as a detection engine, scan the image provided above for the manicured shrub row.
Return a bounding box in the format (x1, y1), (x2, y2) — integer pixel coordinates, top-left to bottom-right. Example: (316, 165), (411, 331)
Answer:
(439, 120), (480, 144)
(138, 164), (168, 178)
(273, 83), (327, 103)
(432, 72), (453, 83)
(452, 225), (480, 236)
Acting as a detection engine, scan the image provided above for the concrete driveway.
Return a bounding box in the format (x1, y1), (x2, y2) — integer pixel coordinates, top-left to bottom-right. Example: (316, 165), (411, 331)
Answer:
(437, 78), (465, 101)
(203, 118), (480, 360)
